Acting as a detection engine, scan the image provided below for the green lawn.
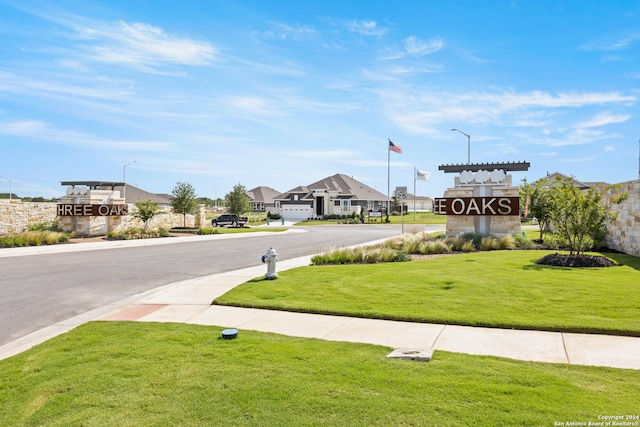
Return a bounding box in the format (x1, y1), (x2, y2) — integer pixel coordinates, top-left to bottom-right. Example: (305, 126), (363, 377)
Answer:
(215, 250), (640, 336)
(1, 322), (638, 426)
(296, 211), (447, 226)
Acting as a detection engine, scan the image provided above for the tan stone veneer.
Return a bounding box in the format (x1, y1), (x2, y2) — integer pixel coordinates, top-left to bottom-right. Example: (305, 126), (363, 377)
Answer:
(0, 190), (205, 236)
(604, 179), (640, 257)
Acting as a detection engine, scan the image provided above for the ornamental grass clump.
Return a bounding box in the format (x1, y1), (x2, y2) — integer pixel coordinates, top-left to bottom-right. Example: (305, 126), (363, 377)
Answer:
(417, 240), (450, 255)
(383, 235), (407, 250)
(513, 233), (536, 249)
(480, 236), (498, 251)
(0, 230), (69, 247)
(198, 228), (221, 235)
(310, 245), (410, 265)
(107, 227), (169, 240)
(450, 234), (473, 252)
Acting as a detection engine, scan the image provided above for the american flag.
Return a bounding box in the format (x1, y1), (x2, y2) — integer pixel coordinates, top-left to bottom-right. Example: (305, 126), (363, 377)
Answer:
(388, 140), (402, 154)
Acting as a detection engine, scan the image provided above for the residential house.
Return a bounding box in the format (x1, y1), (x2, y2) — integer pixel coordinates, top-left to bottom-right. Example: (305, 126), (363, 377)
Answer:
(98, 183), (172, 205)
(403, 193), (434, 212)
(274, 173), (388, 221)
(247, 186), (281, 214)
(541, 172), (608, 190)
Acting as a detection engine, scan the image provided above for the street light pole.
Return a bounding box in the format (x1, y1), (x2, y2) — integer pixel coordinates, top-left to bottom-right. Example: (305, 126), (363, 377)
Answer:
(123, 161), (136, 202)
(451, 128), (471, 164)
(0, 176), (11, 200)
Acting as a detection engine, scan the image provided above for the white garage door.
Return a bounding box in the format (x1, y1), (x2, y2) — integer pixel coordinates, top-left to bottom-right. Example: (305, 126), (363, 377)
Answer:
(282, 204), (313, 220)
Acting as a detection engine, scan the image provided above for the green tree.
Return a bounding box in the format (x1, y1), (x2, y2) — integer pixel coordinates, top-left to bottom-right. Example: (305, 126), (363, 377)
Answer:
(550, 177), (623, 257)
(171, 182), (198, 227)
(131, 199), (163, 231)
(520, 178), (554, 241)
(225, 183), (251, 216)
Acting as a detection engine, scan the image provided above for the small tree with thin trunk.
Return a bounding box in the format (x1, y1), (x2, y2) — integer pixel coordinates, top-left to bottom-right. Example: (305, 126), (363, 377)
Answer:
(550, 177), (623, 257)
(520, 178), (554, 241)
(225, 183), (251, 216)
(131, 199), (163, 231)
(171, 182), (198, 227)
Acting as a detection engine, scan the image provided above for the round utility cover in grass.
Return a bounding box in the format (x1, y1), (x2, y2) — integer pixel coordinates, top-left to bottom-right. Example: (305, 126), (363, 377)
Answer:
(221, 329), (238, 339)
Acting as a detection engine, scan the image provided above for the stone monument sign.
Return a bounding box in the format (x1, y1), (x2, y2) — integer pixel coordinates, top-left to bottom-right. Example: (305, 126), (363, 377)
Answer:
(434, 161), (529, 239)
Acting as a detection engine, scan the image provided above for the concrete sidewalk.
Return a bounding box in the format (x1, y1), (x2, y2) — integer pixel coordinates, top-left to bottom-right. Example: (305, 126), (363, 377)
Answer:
(2, 239), (639, 370)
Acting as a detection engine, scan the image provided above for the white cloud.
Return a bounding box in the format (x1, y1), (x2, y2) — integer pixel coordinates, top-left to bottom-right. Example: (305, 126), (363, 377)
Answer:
(263, 22), (317, 41)
(486, 90), (635, 109)
(346, 20), (387, 37)
(0, 120), (170, 150)
(572, 112), (631, 129)
(581, 33), (640, 51)
(74, 20), (217, 71)
(559, 156), (597, 163)
(404, 36), (444, 56)
(378, 87), (636, 134)
(0, 70), (133, 100)
(290, 149), (362, 160)
(378, 36), (444, 61)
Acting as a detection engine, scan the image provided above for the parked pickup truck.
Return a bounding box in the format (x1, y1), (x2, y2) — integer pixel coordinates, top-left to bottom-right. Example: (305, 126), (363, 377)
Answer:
(211, 214), (249, 227)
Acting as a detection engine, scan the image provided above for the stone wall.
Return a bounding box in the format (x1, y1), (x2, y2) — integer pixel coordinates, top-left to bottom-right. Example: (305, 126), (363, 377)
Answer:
(0, 199), (206, 236)
(604, 180), (640, 257)
(0, 200), (57, 234)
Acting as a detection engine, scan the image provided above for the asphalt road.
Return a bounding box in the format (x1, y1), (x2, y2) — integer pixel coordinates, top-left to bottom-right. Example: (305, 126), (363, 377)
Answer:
(0, 224), (443, 346)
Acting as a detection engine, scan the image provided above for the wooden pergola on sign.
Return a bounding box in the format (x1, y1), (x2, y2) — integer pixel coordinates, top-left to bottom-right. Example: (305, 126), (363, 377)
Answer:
(435, 161), (529, 238)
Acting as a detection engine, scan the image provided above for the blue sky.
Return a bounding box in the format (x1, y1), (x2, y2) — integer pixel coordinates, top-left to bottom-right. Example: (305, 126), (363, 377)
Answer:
(1, 0), (638, 200)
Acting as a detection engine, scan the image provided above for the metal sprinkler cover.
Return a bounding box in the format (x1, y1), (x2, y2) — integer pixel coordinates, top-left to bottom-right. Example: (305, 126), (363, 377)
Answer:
(221, 328), (238, 340)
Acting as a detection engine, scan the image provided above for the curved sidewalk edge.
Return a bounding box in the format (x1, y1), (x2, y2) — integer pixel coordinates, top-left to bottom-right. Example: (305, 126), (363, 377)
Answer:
(2, 239), (639, 370)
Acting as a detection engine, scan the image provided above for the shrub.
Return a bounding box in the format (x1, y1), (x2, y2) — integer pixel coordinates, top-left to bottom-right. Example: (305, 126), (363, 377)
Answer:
(310, 245), (410, 265)
(513, 233), (536, 249)
(27, 221), (62, 232)
(480, 236), (498, 251)
(450, 235), (471, 252)
(107, 228), (170, 240)
(418, 240), (450, 254)
(0, 230), (69, 247)
(461, 241), (476, 252)
(198, 228), (221, 235)
(543, 233), (569, 250)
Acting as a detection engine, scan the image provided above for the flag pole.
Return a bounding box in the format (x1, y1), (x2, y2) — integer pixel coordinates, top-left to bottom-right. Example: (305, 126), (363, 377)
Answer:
(387, 139), (391, 222)
(413, 166), (418, 222)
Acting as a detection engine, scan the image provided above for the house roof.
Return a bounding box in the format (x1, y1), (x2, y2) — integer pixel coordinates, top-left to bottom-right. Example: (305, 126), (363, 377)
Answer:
(543, 172), (599, 190)
(276, 173), (387, 201)
(98, 183), (172, 205)
(247, 186), (281, 203)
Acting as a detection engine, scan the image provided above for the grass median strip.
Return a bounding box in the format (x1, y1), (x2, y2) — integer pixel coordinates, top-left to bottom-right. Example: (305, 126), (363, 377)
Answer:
(214, 250), (640, 336)
(1, 322), (638, 426)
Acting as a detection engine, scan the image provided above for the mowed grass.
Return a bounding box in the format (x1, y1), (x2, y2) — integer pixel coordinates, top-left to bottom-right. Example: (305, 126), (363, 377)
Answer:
(215, 250), (640, 336)
(297, 211), (448, 226)
(1, 322), (638, 427)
